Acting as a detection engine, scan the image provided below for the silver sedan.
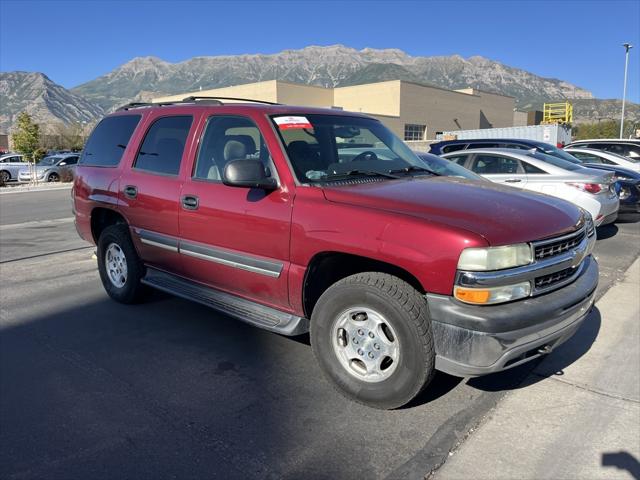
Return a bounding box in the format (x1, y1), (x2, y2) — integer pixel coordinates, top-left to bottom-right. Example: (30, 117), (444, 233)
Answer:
(441, 148), (620, 226)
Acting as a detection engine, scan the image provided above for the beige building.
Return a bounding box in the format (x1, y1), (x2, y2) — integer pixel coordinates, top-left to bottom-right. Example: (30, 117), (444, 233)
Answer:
(154, 79), (515, 144)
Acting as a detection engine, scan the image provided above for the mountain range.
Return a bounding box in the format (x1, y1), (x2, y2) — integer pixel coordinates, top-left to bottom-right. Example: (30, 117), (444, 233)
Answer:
(1, 45), (638, 133)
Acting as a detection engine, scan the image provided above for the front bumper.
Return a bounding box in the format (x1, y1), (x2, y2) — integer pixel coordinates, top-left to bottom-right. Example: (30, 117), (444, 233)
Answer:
(427, 254), (598, 377)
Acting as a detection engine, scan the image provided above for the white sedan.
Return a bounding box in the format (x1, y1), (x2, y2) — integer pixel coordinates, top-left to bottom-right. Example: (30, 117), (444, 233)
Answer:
(441, 148), (620, 226)
(564, 147), (640, 172)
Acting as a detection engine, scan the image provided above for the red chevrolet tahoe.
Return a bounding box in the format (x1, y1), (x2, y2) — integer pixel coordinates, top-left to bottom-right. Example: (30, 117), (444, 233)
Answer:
(73, 98), (598, 409)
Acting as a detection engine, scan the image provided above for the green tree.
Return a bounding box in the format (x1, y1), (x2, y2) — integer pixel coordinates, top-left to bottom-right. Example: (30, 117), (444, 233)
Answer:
(11, 112), (40, 162)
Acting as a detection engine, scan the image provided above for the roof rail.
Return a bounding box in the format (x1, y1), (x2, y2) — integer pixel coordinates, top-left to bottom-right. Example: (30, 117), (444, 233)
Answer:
(181, 96), (280, 105)
(116, 96), (281, 112)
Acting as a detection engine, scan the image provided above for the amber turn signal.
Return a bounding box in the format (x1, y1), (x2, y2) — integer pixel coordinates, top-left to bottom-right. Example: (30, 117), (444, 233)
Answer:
(454, 287), (491, 304)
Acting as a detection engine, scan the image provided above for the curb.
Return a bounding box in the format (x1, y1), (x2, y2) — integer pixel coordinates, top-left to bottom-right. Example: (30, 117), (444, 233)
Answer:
(0, 183), (73, 195)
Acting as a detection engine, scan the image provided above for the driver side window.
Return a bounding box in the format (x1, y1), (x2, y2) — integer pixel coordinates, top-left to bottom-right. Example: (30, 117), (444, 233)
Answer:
(193, 115), (273, 182)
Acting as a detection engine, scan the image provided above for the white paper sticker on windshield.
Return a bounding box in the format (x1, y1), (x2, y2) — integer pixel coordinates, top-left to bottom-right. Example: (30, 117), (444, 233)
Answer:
(274, 116), (312, 130)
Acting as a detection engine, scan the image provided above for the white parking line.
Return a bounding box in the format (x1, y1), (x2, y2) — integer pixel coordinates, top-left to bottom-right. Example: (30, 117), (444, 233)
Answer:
(0, 184), (73, 195)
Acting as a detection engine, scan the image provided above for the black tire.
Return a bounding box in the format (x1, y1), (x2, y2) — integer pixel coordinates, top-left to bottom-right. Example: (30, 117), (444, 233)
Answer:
(0, 170), (10, 183)
(47, 172), (60, 182)
(310, 272), (435, 409)
(97, 224), (146, 304)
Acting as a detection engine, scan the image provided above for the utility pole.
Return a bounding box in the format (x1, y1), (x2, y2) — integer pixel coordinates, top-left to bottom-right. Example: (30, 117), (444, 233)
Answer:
(620, 43), (633, 138)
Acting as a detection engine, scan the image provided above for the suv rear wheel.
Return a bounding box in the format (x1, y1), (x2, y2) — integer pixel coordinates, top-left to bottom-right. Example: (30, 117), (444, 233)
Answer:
(311, 272), (435, 409)
(97, 224), (146, 304)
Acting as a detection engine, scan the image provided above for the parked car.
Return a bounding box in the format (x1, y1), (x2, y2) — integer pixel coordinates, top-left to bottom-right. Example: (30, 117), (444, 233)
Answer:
(18, 153), (79, 182)
(74, 100), (598, 409)
(442, 148), (619, 225)
(564, 163), (639, 215)
(414, 152), (484, 180)
(429, 138), (585, 163)
(565, 139), (640, 160)
(564, 147), (640, 172)
(0, 153), (25, 183)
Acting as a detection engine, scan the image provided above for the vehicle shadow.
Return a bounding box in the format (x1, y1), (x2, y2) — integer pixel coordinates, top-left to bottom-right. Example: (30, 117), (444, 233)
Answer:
(602, 451), (640, 479)
(596, 224), (618, 240)
(468, 307), (601, 392)
(617, 212), (640, 224)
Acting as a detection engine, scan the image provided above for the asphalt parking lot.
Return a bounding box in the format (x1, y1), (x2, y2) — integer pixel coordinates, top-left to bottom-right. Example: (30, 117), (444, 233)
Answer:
(1, 187), (639, 480)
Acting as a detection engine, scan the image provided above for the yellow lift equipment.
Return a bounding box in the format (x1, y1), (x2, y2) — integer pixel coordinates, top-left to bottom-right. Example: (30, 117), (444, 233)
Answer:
(542, 102), (573, 125)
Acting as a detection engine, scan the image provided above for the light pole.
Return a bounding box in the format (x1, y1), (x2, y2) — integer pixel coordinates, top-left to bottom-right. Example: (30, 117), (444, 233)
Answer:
(620, 43), (633, 139)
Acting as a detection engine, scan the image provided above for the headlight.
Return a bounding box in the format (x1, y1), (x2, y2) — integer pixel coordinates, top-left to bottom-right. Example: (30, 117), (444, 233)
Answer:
(454, 282), (531, 305)
(457, 243), (533, 271)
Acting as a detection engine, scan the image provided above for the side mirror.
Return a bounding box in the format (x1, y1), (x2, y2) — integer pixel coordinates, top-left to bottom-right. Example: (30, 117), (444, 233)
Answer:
(223, 159), (277, 190)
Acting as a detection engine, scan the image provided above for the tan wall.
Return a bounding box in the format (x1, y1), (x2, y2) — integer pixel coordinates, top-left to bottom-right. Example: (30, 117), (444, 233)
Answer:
(473, 90), (516, 128)
(333, 81), (401, 117)
(398, 82), (483, 139)
(153, 80), (279, 103)
(513, 110), (528, 127)
(276, 82), (334, 107)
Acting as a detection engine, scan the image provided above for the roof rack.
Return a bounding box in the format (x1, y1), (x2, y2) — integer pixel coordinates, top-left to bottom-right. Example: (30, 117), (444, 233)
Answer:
(116, 96), (281, 111)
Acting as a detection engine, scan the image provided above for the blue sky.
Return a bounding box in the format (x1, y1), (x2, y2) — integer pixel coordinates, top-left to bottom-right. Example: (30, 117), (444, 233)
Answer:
(1, 0), (639, 102)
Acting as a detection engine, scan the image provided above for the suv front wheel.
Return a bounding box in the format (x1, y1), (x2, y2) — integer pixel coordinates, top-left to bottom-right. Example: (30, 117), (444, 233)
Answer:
(311, 272), (435, 409)
(97, 224), (146, 304)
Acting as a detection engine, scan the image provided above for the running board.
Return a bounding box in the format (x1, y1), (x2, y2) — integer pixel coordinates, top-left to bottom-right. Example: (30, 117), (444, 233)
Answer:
(142, 268), (309, 336)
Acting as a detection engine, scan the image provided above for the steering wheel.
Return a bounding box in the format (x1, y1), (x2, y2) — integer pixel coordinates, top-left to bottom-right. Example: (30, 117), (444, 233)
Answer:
(352, 151), (379, 162)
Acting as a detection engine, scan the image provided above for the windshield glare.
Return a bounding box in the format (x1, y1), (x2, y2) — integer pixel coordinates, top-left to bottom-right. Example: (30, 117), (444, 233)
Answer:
(273, 114), (423, 183)
(538, 145), (582, 164)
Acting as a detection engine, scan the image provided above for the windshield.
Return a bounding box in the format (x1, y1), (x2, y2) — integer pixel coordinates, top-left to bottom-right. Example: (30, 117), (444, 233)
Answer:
(272, 114), (424, 183)
(37, 156), (60, 166)
(529, 151), (582, 171)
(416, 153), (483, 180)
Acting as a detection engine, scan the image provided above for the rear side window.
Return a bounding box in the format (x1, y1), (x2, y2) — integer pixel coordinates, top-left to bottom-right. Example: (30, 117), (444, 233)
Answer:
(471, 155), (521, 174)
(134, 116), (192, 176)
(522, 162), (547, 174)
(81, 115), (141, 167)
(441, 144), (466, 153)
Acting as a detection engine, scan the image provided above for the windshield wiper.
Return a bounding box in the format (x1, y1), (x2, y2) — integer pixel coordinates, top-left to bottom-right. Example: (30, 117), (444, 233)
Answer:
(387, 165), (441, 176)
(325, 169), (400, 180)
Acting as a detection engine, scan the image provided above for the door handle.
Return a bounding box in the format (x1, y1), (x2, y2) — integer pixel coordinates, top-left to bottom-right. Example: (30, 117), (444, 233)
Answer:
(181, 195), (199, 210)
(123, 185), (138, 198)
(504, 178), (522, 183)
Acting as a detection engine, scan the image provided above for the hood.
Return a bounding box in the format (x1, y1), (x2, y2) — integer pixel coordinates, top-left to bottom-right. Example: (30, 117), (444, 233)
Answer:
(322, 177), (583, 246)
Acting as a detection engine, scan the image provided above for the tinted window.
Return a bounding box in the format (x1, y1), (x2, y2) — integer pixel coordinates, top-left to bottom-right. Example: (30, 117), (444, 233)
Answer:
(571, 152), (603, 163)
(62, 156), (79, 165)
(504, 143), (532, 150)
(471, 155), (520, 174)
(134, 116), (192, 175)
(522, 162), (547, 174)
(441, 144), (466, 153)
(81, 115), (141, 167)
(194, 115), (272, 181)
(467, 142), (500, 149)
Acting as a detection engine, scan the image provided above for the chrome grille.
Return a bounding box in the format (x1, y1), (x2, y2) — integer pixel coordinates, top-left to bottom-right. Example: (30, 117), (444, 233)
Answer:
(534, 230), (586, 261)
(535, 266), (577, 289)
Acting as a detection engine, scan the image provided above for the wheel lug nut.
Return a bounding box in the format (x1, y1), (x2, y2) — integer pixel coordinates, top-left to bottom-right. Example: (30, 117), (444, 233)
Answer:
(357, 329), (364, 336)
(368, 352), (374, 359)
(353, 338), (359, 345)
(357, 348), (364, 356)
(368, 332), (374, 338)
(374, 343), (380, 350)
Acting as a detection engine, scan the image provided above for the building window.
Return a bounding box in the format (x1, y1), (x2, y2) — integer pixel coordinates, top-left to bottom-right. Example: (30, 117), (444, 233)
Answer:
(404, 124), (426, 141)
